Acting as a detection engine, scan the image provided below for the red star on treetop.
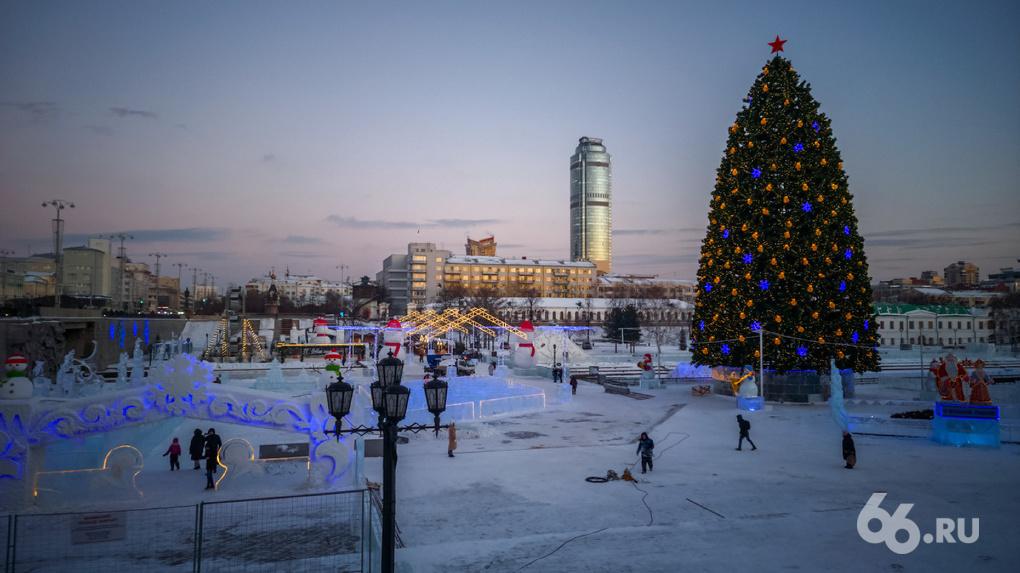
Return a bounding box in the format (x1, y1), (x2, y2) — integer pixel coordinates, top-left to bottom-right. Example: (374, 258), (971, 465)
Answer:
(768, 36), (787, 53)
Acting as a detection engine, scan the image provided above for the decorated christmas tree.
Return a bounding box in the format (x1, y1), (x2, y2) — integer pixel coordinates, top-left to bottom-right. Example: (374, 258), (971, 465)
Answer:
(691, 38), (880, 374)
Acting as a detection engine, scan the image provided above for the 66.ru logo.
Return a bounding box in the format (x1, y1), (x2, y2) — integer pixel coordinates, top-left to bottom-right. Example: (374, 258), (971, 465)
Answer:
(857, 493), (979, 554)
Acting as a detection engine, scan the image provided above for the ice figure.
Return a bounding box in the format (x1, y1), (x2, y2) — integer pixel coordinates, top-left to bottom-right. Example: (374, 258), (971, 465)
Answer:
(255, 359), (287, 391)
(129, 339), (146, 387)
(31, 361), (53, 397)
(829, 358), (849, 431)
(55, 350), (78, 396)
(114, 352), (130, 390)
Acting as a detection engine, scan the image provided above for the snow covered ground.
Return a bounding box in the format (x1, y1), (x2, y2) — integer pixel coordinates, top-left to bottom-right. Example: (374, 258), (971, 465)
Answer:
(377, 368), (1019, 572)
(14, 342), (1020, 572)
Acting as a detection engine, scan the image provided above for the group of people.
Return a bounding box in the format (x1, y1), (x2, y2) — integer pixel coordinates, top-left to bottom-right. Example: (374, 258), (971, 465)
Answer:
(632, 414), (855, 473)
(163, 427), (223, 490)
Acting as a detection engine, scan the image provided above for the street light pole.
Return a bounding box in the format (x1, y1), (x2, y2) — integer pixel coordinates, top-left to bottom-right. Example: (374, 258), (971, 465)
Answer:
(109, 234), (132, 311)
(0, 248), (13, 306)
(325, 354), (448, 573)
(173, 262), (187, 311)
(149, 252), (167, 311)
(43, 199), (74, 308)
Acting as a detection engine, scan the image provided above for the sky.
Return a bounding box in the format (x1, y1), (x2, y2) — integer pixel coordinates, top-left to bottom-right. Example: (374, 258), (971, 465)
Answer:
(1, 0), (1018, 289)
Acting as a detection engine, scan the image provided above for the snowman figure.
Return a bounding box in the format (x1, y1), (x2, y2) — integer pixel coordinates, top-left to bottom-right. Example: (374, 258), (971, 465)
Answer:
(512, 321), (537, 369)
(324, 350), (343, 377)
(737, 365), (759, 397)
(382, 319), (404, 361)
(2, 353), (34, 400)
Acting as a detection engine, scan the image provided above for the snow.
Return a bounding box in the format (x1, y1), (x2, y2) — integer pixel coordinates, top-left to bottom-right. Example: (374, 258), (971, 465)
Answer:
(12, 342), (1020, 571)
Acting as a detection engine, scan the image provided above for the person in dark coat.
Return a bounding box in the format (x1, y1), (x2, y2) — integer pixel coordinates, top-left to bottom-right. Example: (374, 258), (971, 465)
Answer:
(189, 429), (205, 469)
(736, 415), (756, 451)
(204, 442), (219, 489)
(204, 428), (223, 454)
(569, 376), (578, 395)
(842, 430), (856, 469)
(636, 432), (654, 474)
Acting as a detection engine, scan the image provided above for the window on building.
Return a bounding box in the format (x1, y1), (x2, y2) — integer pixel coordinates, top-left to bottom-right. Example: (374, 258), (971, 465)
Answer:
(909, 321), (914, 329)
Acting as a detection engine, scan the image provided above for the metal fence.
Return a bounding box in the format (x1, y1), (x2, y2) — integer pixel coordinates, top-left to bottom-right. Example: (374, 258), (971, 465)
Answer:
(3, 489), (379, 573)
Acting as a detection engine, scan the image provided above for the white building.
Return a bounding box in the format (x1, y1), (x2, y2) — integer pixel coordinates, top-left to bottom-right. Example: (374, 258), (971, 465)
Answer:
(872, 303), (995, 347)
(246, 272), (348, 306)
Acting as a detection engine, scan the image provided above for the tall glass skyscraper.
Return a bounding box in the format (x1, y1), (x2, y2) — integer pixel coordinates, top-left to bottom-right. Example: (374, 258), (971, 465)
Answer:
(570, 137), (612, 274)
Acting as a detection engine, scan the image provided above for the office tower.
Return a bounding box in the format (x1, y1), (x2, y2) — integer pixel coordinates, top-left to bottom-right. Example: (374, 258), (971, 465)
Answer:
(570, 137), (612, 274)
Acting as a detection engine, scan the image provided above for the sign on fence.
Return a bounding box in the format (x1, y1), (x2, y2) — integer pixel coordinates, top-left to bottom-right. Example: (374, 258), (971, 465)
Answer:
(70, 512), (126, 545)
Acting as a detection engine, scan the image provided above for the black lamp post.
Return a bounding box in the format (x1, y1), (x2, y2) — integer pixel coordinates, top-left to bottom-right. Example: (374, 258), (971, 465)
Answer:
(325, 352), (449, 573)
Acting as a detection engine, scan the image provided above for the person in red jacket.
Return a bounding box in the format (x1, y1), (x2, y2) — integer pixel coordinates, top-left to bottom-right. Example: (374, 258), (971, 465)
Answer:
(163, 437), (182, 471)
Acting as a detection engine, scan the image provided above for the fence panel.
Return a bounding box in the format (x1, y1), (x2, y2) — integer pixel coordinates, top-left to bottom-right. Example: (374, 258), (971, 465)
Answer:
(11, 505), (196, 572)
(4, 515), (10, 573)
(198, 491), (366, 573)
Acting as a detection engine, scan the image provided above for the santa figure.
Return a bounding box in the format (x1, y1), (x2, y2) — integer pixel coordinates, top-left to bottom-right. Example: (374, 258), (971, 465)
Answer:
(935, 353), (968, 402)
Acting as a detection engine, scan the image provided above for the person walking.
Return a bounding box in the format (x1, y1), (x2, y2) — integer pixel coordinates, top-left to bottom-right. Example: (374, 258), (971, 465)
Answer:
(189, 428), (205, 470)
(842, 430), (856, 469)
(636, 432), (654, 474)
(204, 442), (219, 489)
(448, 422), (457, 458)
(736, 415), (756, 451)
(569, 375), (578, 395)
(162, 437), (182, 471)
(204, 428), (223, 455)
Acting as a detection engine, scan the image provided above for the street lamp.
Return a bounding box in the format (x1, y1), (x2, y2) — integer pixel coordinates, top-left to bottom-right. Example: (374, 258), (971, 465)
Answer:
(325, 352), (449, 573)
(42, 199), (74, 308)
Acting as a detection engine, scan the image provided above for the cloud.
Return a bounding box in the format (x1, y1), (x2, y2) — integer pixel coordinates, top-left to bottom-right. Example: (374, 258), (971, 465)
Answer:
(278, 251), (329, 258)
(277, 235), (322, 244)
(431, 218), (501, 227)
(1, 101), (59, 122)
(326, 215), (501, 230)
(109, 107), (158, 119)
(862, 223), (1020, 250)
(614, 229), (669, 236)
(326, 216), (422, 230)
(82, 125), (113, 136)
(88, 228), (231, 243)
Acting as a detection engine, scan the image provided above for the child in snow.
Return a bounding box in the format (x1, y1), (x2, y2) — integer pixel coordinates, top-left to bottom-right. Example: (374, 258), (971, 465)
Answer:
(163, 437), (182, 471)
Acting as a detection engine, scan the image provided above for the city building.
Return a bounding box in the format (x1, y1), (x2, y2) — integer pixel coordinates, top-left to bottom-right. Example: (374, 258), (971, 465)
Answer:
(443, 256), (596, 299)
(570, 137), (612, 274)
(595, 274), (696, 304)
(466, 236), (497, 256)
(245, 271), (347, 306)
(987, 264), (1020, 292)
(62, 244), (112, 304)
(377, 243), (452, 315)
(943, 261), (979, 288)
(872, 302), (995, 347)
